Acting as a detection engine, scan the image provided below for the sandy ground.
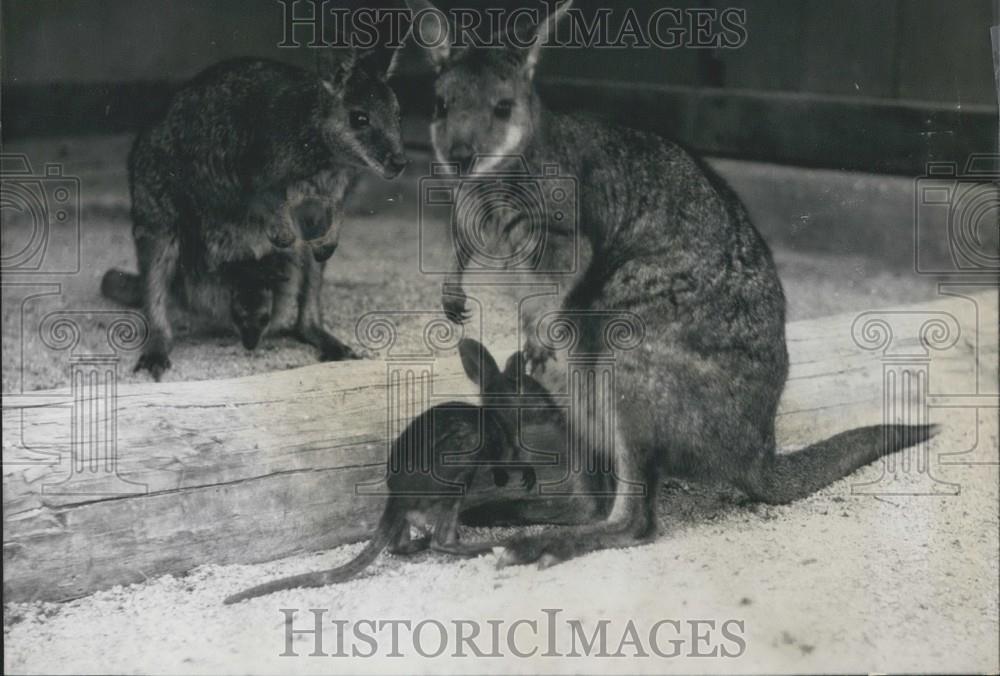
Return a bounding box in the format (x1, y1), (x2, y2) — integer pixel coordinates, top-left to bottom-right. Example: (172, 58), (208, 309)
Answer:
(3, 135), (998, 673)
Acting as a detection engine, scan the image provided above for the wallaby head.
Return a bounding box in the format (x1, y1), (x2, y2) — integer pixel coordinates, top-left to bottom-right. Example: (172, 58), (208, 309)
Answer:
(224, 258), (289, 350)
(458, 338), (559, 419)
(315, 46), (408, 179)
(406, 0), (572, 174)
(459, 338), (514, 395)
(458, 339), (559, 491)
(230, 284), (273, 350)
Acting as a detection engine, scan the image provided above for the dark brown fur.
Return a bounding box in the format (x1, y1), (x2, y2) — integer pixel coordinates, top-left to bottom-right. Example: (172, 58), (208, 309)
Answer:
(125, 50), (407, 379)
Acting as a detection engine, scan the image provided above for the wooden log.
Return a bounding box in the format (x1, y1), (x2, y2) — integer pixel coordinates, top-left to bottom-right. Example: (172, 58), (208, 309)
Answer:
(3, 292), (996, 602)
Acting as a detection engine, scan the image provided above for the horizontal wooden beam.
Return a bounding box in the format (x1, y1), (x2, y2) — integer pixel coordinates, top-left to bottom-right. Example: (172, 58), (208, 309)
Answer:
(3, 291), (996, 602)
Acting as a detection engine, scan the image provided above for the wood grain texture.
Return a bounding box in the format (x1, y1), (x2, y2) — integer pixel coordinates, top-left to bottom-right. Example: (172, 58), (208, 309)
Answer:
(3, 291), (996, 601)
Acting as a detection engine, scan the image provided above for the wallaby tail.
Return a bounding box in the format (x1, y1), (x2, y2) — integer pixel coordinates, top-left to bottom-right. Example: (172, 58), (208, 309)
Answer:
(223, 505), (406, 605)
(741, 424), (940, 504)
(101, 269), (142, 307)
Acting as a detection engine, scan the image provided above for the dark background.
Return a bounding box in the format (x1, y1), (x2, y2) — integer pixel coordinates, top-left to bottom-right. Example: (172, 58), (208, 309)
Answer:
(2, 0), (997, 174)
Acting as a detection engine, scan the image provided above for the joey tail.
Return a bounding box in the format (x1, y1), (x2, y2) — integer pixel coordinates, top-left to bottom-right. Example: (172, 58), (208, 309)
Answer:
(223, 504), (407, 604)
(741, 424), (940, 504)
(101, 269), (143, 307)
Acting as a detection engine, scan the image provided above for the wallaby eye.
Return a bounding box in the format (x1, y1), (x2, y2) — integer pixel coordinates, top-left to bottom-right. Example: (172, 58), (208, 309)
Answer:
(258, 314), (270, 327)
(494, 99), (514, 120)
(434, 96), (447, 118)
(350, 111), (370, 130)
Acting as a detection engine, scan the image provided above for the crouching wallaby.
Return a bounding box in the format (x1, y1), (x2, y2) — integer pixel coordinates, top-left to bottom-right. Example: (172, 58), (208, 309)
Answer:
(407, 0), (938, 569)
(224, 339), (546, 604)
(122, 47), (407, 379)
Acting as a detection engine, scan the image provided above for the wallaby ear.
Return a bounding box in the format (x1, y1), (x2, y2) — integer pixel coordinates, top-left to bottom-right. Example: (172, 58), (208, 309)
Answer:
(317, 46), (357, 93)
(385, 45), (404, 80)
(356, 45), (402, 81)
(404, 0), (451, 71)
(458, 338), (502, 389)
(524, 0), (573, 79)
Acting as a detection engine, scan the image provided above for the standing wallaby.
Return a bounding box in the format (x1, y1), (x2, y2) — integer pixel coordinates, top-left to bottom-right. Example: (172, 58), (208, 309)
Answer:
(223, 339), (546, 604)
(407, 0), (937, 568)
(124, 48), (407, 379)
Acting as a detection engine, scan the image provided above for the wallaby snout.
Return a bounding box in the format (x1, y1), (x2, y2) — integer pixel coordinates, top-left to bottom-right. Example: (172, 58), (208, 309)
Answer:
(386, 153), (409, 177)
(240, 327), (264, 351)
(447, 142), (476, 173)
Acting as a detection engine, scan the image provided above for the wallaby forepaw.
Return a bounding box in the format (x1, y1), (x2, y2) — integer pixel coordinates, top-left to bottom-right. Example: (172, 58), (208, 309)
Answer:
(442, 289), (471, 325)
(521, 467), (537, 491)
(443, 304), (471, 325)
(522, 343), (554, 376)
(134, 351), (171, 381)
(268, 225), (297, 249)
(389, 535), (430, 556)
(310, 242), (338, 263)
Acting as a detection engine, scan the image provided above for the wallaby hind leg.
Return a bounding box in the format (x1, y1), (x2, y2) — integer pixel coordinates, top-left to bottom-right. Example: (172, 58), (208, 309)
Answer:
(430, 501), (494, 557)
(496, 425), (658, 569)
(294, 257), (358, 361)
(461, 468), (610, 527)
(133, 232), (179, 380)
(432, 539), (497, 557)
(460, 498), (601, 527)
